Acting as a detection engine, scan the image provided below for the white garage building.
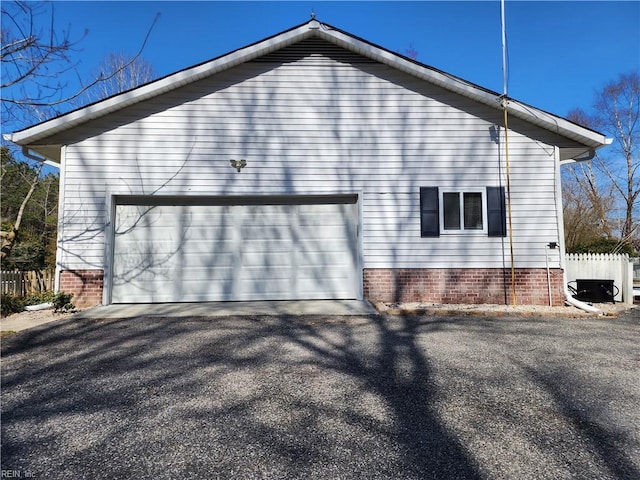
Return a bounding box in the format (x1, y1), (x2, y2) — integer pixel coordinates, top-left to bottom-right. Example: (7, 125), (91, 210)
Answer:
(5, 19), (608, 307)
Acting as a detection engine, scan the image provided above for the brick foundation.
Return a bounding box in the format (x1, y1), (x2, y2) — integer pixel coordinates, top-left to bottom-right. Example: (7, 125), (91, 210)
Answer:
(363, 268), (565, 306)
(59, 270), (104, 308)
(57, 268), (564, 307)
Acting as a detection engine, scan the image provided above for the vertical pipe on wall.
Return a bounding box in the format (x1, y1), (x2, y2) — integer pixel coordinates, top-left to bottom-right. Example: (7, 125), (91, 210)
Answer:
(54, 145), (67, 293)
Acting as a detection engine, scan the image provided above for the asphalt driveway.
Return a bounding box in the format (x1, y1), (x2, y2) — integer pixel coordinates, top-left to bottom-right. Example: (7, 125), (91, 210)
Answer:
(1, 311), (638, 479)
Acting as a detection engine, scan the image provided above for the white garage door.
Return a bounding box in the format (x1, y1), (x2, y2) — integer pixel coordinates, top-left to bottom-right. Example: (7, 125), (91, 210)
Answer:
(111, 196), (359, 303)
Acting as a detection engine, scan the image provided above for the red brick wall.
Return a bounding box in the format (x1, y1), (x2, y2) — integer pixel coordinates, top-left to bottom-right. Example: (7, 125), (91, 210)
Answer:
(59, 270), (104, 308)
(57, 268), (564, 307)
(363, 268), (565, 306)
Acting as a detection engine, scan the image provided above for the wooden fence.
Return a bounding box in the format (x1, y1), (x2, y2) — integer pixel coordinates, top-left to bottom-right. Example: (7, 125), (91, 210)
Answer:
(565, 253), (634, 304)
(0, 270), (55, 296)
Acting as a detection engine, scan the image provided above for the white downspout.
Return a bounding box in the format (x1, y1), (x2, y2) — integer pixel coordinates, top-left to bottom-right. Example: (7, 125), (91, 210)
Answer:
(561, 262), (602, 314)
(555, 147), (602, 314)
(54, 146), (67, 293)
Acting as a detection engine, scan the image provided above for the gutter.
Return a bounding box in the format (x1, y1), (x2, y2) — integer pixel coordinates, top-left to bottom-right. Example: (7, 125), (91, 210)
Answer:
(560, 149), (596, 164)
(559, 137), (613, 166)
(21, 147), (59, 169)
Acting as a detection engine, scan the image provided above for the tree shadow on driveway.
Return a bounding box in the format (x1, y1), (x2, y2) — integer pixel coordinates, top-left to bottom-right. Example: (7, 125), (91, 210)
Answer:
(1, 314), (480, 479)
(2, 313), (638, 479)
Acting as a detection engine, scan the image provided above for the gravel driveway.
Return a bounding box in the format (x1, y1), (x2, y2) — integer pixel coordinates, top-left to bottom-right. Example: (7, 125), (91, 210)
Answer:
(2, 311), (639, 479)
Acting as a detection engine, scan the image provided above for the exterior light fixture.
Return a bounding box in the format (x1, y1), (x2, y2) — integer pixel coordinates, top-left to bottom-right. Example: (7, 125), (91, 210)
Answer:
(230, 159), (247, 172)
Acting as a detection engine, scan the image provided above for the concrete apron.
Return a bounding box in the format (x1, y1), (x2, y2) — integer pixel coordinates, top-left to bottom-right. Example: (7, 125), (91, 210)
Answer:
(74, 300), (379, 319)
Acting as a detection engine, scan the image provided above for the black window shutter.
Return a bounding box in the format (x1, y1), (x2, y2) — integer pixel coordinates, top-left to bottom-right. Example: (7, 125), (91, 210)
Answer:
(420, 187), (439, 237)
(487, 186), (506, 237)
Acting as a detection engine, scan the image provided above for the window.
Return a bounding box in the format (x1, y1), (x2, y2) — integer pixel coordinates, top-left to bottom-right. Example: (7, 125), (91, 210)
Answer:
(420, 186), (506, 238)
(443, 191), (483, 231)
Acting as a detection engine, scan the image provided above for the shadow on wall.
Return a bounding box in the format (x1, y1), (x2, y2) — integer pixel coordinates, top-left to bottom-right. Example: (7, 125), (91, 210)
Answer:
(58, 39), (565, 305)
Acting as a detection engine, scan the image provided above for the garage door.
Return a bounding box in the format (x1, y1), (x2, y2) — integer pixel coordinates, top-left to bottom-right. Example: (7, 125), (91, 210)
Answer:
(111, 195), (359, 303)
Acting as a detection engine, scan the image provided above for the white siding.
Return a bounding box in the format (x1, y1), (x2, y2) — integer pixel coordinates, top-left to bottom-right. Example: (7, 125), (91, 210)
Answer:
(59, 40), (563, 272)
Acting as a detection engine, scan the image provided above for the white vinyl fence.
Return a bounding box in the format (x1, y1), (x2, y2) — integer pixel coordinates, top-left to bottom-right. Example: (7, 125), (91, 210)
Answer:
(633, 258), (640, 282)
(565, 253), (634, 304)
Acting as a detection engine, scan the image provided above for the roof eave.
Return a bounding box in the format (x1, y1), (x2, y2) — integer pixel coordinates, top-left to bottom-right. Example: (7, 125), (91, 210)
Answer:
(5, 19), (608, 153)
(6, 21), (316, 146)
(312, 25), (608, 150)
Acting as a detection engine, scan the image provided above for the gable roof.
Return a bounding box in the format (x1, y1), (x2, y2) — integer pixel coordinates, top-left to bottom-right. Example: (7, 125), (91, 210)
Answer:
(4, 19), (609, 163)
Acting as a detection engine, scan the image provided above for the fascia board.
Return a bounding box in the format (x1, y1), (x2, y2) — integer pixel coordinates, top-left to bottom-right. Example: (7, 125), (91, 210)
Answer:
(315, 26), (608, 149)
(502, 99), (608, 148)
(316, 27), (500, 101)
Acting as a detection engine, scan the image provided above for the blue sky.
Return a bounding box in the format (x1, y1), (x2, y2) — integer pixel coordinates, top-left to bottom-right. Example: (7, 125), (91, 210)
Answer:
(13, 1), (640, 120)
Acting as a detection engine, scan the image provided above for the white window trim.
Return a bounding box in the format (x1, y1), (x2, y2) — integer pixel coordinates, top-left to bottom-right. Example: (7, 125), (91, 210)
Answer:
(439, 189), (488, 235)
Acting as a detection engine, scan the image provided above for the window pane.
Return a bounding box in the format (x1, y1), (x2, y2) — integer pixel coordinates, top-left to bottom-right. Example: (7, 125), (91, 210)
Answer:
(443, 193), (460, 230)
(463, 192), (483, 230)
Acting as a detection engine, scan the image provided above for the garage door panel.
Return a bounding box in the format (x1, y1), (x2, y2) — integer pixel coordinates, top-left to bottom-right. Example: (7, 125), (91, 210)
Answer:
(180, 257), (237, 270)
(184, 228), (235, 242)
(297, 273), (353, 286)
(241, 226), (292, 240)
(240, 244), (294, 254)
(112, 197), (359, 303)
(240, 262), (293, 273)
(239, 258), (293, 270)
(186, 237), (237, 254)
(295, 281), (351, 298)
(297, 240), (354, 252)
(242, 238), (294, 248)
(113, 250), (176, 277)
(115, 206), (161, 229)
(238, 276), (293, 290)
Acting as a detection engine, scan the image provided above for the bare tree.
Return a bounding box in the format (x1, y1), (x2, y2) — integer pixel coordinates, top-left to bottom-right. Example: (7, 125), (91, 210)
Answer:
(1, 0), (158, 262)
(1, 1), (159, 125)
(563, 72), (639, 251)
(1, 159), (43, 261)
(591, 72), (639, 245)
(562, 161), (615, 250)
(1, 1), (84, 124)
(81, 53), (156, 103)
